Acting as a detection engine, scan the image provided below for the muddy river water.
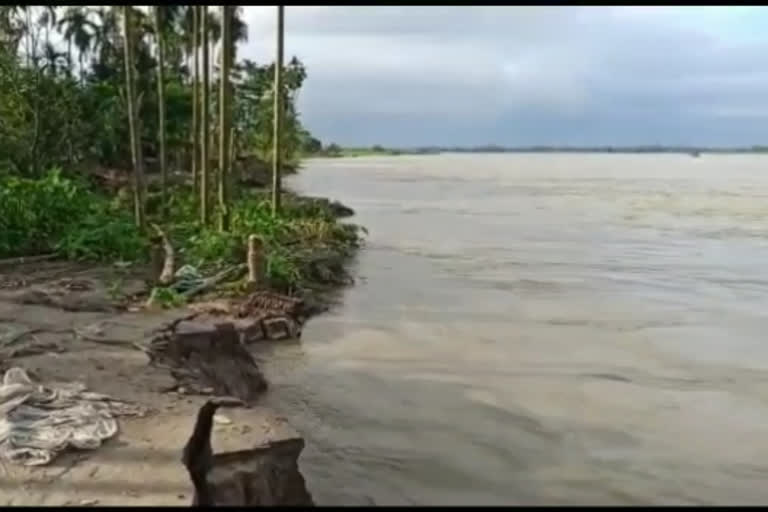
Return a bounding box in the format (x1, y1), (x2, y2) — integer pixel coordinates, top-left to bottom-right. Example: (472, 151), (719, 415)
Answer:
(259, 153), (768, 505)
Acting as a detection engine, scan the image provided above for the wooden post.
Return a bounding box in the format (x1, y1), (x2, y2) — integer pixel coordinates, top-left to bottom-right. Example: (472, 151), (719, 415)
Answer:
(247, 234), (265, 286)
(271, 5), (284, 216)
(200, 5), (210, 225)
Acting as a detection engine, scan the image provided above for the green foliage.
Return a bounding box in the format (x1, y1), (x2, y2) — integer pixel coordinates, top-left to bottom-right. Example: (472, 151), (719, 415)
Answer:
(1, 7), (315, 175)
(184, 228), (242, 267)
(0, 7), (362, 296)
(301, 135), (323, 155)
(0, 169), (88, 256)
(324, 143), (342, 157)
(0, 168), (362, 290)
(148, 286), (187, 308)
(161, 187), (363, 290)
(56, 210), (147, 262)
(0, 169), (147, 261)
(233, 57), (309, 165)
(107, 277), (124, 300)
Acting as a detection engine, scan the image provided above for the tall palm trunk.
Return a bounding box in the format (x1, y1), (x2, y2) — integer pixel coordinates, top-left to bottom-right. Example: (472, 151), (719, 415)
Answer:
(191, 5), (200, 196)
(271, 5), (284, 216)
(66, 38), (72, 75)
(122, 6), (146, 229)
(78, 51), (84, 84)
(154, 6), (167, 219)
(217, 5), (232, 232)
(200, 5), (210, 225)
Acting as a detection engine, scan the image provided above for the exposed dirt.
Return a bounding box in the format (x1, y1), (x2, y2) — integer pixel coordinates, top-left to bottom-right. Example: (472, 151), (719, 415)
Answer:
(0, 261), (311, 506)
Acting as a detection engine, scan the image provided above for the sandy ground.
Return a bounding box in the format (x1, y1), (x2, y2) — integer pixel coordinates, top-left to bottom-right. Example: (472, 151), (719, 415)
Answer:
(0, 262), (301, 506)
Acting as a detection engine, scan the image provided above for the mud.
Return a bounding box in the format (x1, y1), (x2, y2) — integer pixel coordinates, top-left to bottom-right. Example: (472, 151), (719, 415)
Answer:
(0, 261), (313, 506)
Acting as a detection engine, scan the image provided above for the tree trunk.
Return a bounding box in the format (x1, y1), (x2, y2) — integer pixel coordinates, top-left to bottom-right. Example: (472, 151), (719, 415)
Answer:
(155, 6), (168, 219)
(271, 6), (284, 217)
(217, 5), (232, 232)
(67, 39), (72, 75)
(191, 5), (200, 197)
(200, 5), (210, 225)
(78, 50), (84, 85)
(229, 126), (237, 186)
(122, 6), (146, 229)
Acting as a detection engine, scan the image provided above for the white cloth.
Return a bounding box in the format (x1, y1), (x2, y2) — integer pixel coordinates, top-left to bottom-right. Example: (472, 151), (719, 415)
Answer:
(0, 367), (142, 466)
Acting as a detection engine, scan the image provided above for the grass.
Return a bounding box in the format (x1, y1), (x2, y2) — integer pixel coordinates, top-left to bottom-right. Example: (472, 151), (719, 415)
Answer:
(0, 168), (364, 294)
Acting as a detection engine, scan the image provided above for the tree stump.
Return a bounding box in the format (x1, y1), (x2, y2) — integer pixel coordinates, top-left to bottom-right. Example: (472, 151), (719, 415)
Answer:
(246, 235), (265, 287)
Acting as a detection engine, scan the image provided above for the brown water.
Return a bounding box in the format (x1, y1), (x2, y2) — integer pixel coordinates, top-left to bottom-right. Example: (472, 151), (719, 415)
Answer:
(260, 153), (768, 505)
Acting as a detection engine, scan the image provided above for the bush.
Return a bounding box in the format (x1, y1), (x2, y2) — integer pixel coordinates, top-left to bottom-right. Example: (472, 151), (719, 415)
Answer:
(55, 211), (147, 262)
(0, 169), (147, 262)
(161, 188), (364, 291)
(0, 168), (363, 292)
(0, 169), (89, 256)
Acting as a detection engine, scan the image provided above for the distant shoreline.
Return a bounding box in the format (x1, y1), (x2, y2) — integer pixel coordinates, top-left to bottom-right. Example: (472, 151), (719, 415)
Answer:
(307, 145), (768, 158)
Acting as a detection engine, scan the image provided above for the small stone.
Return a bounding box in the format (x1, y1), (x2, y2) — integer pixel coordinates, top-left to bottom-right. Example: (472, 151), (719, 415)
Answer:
(200, 387), (214, 395)
(79, 499), (99, 506)
(214, 414), (232, 425)
(177, 494), (186, 500)
(178, 386), (188, 395)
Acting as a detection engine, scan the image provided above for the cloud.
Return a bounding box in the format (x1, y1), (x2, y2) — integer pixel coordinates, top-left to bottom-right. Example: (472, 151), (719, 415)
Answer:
(238, 6), (768, 146)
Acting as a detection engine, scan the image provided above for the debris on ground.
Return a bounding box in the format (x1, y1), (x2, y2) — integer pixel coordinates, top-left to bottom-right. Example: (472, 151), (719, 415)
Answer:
(0, 367), (146, 466)
(237, 290), (306, 319)
(171, 265), (204, 295)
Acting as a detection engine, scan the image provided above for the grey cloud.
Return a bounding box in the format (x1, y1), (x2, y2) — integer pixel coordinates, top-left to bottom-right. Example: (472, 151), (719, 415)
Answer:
(239, 6), (768, 146)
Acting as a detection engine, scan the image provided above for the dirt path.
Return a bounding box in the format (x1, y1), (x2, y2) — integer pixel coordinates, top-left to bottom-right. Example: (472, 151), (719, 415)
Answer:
(0, 262), (308, 506)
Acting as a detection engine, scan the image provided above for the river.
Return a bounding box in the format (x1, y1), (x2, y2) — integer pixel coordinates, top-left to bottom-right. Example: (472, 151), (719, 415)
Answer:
(259, 153), (768, 505)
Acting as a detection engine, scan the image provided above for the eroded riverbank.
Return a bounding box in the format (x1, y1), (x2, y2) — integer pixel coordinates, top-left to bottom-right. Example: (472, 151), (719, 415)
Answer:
(0, 259), (322, 505)
(0, 185), (362, 505)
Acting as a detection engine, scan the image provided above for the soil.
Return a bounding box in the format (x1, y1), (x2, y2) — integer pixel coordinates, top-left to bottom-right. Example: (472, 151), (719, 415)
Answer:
(0, 261), (310, 506)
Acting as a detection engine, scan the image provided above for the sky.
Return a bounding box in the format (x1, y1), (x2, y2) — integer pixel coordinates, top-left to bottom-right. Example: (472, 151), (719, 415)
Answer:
(237, 6), (768, 148)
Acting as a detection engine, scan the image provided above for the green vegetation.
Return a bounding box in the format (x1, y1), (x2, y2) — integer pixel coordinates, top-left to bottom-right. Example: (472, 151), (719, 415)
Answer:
(0, 6), (363, 296)
(339, 145), (403, 157)
(316, 145), (768, 155)
(304, 143), (402, 158)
